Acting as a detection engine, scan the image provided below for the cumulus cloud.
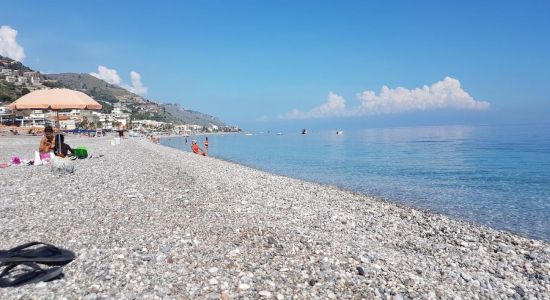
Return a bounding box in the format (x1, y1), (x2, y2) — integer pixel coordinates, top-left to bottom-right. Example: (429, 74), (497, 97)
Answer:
(281, 77), (489, 119)
(123, 71), (148, 95)
(0, 25), (25, 61)
(90, 65), (122, 85)
(90, 66), (148, 95)
(282, 92), (347, 119)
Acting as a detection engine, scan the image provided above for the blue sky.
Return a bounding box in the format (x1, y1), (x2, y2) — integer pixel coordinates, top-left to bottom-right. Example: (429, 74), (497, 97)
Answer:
(1, 0), (549, 129)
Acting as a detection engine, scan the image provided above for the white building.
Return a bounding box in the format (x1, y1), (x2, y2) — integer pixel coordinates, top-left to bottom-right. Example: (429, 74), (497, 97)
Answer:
(0, 106), (14, 125)
(5, 76), (16, 83)
(30, 76), (41, 85)
(17, 76), (28, 84)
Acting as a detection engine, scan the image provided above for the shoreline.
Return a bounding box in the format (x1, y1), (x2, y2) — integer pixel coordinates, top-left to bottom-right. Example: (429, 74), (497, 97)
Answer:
(1, 136), (549, 299)
(159, 137), (547, 243)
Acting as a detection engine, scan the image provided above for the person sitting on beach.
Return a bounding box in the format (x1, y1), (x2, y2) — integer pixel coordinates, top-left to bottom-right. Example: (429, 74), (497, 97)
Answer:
(191, 140), (206, 156)
(54, 133), (73, 157)
(39, 125), (55, 154)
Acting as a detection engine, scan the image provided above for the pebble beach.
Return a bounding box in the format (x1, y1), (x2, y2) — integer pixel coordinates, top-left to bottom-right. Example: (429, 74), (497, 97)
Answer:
(0, 136), (549, 299)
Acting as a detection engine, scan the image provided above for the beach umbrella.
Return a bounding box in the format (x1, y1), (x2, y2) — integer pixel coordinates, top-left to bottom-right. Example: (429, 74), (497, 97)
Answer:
(9, 88), (102, 128)
(8, 88), (102, 111)
(9, 88), (102, 155)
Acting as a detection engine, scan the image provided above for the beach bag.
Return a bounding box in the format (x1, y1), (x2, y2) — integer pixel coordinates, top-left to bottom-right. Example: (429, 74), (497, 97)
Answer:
(34, 151), (53, 165)
(51, 156), (74, 175)
(73, 147), (88, 159)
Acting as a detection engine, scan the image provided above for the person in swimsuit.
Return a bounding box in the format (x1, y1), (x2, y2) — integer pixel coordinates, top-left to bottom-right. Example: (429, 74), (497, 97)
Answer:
(191, 140), (206, 156)
(39, 126), (55, 154)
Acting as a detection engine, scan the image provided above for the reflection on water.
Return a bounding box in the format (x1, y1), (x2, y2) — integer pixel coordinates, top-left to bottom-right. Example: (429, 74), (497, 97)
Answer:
(162, 125), (550, 241)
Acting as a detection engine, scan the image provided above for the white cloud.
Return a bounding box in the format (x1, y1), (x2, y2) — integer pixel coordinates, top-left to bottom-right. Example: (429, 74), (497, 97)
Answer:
(90, 66), (148, 96)
(281, 77), (490, 119)
(122, 71), (148, 95)
(0, 25), (25, 62)
(282, 92), (347, 119)
(90, 65), (122, 85)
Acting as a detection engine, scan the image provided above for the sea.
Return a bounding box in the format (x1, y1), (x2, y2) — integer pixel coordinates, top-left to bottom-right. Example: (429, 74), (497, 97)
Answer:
(161, 124), (550, 241)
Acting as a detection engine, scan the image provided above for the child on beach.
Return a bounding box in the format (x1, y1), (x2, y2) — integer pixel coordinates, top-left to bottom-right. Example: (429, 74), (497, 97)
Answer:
(54, 133), (74, 157)
(191, 140), (207, 156)
(39, 125), (55, 154)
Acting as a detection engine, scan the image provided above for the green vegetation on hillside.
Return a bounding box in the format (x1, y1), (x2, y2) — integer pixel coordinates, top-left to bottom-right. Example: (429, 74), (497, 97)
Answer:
(0, 80), (30, 104)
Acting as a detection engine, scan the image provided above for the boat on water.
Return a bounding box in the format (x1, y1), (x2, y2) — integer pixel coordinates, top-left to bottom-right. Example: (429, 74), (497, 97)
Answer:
(276, 132), (283, 135)
(336, 131), (343, 135)
(301, 129), (308, 134)
(244, 133), (253, 136)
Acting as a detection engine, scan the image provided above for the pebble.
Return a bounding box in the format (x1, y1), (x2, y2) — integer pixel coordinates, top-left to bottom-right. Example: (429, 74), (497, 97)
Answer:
(259, 290), (272, 297)
(0, 137), (548, 300)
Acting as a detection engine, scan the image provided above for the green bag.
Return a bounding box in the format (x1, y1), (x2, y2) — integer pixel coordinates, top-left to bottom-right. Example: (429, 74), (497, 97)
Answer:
(73, 147), (88, 159)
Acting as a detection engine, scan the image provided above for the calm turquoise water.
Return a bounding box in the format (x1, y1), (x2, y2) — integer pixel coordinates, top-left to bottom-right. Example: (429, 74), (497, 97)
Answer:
(161, 125), (550, 241)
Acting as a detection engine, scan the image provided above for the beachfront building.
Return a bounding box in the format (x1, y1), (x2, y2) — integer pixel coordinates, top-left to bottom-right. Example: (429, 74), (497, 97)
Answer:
(172, 124), (203, 134)
(131, 119), (169, 131)
(90, 109), (131, 130)
(206, 124), (219, 132)
(0, 106), (15, 125)
(56, 116), (76, 130)
(17, 110), (47, 127)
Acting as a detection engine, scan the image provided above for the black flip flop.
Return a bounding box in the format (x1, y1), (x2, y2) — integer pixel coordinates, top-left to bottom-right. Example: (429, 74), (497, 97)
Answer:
(0, 263), (63, 288)
(0, 242), (75, 266)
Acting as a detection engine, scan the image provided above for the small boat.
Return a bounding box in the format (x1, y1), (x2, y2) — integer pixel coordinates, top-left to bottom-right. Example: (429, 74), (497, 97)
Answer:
(301, 129), (308, 134)
(244, 133), (253, 136)
(336, 131), (343, 135)
(276, 132), (283, 135)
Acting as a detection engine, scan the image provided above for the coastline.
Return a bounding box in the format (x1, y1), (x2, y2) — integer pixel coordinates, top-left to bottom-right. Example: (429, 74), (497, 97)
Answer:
(1, 136), (549, 299)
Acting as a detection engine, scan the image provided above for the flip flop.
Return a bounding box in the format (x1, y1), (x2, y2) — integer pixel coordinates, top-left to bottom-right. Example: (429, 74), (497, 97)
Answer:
(0, 262), (63, 288)
(0, 242), (75, 266)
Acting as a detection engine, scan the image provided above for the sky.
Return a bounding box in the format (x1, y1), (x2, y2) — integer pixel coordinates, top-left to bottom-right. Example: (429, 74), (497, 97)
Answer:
(1, 0), (549, 130)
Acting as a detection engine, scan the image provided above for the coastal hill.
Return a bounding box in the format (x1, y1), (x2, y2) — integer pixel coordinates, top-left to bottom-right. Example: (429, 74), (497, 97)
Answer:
(163, 103), (227, 128)
(0, 55), (229, 127)
(46, 73), (227, 127)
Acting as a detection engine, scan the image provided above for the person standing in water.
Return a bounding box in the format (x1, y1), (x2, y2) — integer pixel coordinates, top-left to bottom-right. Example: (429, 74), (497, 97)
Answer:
(204, 137), (209, 149)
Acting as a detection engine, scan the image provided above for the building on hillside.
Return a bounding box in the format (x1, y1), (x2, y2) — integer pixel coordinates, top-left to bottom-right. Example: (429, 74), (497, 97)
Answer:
(30, 76), (41, 85)
(16, 77), (28, 84)
(1, 68), (12, 76)
(5, 76), (16, 83)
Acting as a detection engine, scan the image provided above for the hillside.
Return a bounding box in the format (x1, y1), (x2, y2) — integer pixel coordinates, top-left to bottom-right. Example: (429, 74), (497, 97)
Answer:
(45, 73), (147, 102)
(0, 55), (41, 104)
(164, 104), (226, 128)
(1, 55), (232, 128)
(44, 73), (228, 127)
